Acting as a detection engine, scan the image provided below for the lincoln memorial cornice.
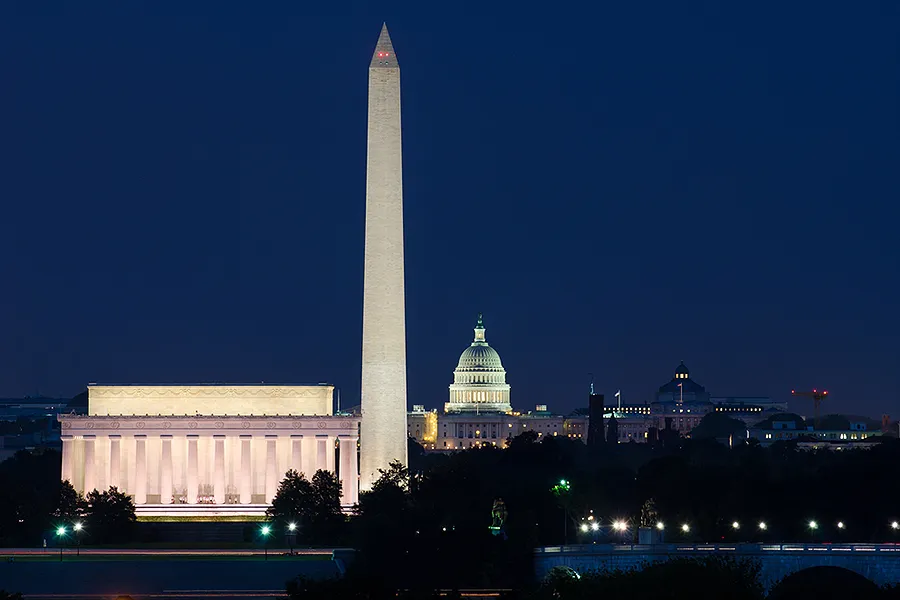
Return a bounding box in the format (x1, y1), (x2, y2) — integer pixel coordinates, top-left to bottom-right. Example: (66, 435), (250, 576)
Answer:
(87, 385), (331, 398)
(59, 414), (359, 434)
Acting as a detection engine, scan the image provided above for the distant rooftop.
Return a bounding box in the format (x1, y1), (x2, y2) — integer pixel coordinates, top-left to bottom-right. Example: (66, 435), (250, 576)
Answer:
(87, 382), (333, 387)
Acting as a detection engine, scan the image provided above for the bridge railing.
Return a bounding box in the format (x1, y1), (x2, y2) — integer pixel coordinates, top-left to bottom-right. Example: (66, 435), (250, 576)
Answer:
(535, 543), (900, 555)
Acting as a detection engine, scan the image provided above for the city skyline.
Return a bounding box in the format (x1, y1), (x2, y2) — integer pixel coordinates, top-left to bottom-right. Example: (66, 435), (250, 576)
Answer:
(1, 7), (898, 417)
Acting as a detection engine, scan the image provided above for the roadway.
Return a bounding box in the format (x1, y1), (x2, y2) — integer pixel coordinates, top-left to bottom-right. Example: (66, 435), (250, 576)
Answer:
(0, 547), (338, 557)
(0, 548), (350, 598)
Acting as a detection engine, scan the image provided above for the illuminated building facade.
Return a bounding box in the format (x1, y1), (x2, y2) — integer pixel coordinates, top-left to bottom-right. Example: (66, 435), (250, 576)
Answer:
(58, 385), (359, 518)
(410, 360), (788, 450)
(445, 315), (512, 414)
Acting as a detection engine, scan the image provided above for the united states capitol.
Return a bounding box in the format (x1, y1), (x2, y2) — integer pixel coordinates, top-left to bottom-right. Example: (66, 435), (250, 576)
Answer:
(407, 314), (883, 451)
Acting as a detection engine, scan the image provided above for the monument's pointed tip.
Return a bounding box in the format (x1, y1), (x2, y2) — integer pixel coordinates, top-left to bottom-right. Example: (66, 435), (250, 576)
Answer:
(371, 22), (398, 68)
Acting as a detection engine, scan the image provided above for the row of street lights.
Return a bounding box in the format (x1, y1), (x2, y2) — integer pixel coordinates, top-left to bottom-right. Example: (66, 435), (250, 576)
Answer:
(580, 519), (900, 538)
(54, 522), (84, 561)
(258, 522), (299, 559)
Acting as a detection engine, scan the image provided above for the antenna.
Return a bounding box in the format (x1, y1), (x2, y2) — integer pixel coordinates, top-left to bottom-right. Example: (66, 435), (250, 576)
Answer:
(588, 373), (595, 395)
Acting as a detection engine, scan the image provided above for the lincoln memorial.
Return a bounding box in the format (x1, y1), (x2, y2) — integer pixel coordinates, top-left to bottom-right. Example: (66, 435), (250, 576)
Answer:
(58, 384), (360, 517)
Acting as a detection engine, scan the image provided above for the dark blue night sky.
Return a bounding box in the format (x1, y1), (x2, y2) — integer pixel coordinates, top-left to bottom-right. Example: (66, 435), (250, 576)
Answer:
(1, 2), (898, 417)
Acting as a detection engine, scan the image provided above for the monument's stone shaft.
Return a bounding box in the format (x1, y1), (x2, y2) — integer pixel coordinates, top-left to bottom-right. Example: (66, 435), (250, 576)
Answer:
(360, 24), (408, 490)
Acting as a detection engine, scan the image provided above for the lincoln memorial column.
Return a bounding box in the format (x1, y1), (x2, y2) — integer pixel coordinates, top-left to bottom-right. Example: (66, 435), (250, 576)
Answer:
(239, 435), (251, 504)
(326, 435), (336, 474)
(291, 435), (303, 473)
(214, 436), (225, 505)
(109, 435), (121, 490)
(160, 435), (173, 505)
(264, 435), (277, 504)
(338, 435), (359, 506)
(187, 435), (199, 504)
(134, 435), (147, 504)
(83, 436), (96, 494)
(61, 436), (74, 485)
(302, 436), (316, 478)
(316, 435), (327, 471)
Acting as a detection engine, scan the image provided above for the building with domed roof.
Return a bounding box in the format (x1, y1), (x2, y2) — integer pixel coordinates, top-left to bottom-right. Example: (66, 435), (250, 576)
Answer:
(656, 361), (711, 405)
(408, 315), (565, 450)
(445, 315), (512, 414)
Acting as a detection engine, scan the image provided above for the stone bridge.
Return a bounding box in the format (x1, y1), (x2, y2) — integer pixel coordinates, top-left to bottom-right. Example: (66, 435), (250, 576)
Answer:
(535, 543), (900, 589)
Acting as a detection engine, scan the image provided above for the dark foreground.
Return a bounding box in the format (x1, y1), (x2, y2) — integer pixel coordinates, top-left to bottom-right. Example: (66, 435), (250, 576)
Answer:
(0, 549), (342, 599)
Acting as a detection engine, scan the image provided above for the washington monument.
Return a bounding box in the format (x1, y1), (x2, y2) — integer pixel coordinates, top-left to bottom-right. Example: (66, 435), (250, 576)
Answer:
(360, 24), (408, 490)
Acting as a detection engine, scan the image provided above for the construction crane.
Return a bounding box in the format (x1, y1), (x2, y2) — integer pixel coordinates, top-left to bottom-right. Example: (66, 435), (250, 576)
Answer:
(791, 389), (828, 430)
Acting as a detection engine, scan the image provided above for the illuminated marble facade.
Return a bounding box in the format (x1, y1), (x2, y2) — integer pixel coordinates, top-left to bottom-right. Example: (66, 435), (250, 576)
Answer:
(59, 385), (359, 517)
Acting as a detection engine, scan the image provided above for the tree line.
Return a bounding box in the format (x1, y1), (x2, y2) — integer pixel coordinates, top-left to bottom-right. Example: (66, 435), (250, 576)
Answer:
(0, 449), (136, 546)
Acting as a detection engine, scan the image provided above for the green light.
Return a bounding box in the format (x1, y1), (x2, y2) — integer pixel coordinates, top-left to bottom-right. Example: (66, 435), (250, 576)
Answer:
(261, 525), (271, 536)
(56, 526), (66, 537)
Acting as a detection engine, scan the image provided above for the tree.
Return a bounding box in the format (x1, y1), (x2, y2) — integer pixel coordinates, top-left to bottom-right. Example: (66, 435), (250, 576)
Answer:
(267, 469), (344, 544)
(691, 412), (747, 442)
(307, 470), (344, 541)
(84, 486), (136, 544)
(267, 469), (313, 525)
(369, 460), (409, 493)
(54, 480), (85, 522)
(0, 449), (64, 546)
(606, 416), (619, 447)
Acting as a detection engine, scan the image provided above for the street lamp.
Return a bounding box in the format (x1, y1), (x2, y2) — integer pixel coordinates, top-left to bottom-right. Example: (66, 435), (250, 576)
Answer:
(656, 522), (665, 531)
(892, 521), (899, 531)
(55, 526), (66, 562)
(681, 523), (690, 534)
(732, 521), (740, 530)
(260, 525), (271, 560)
(580, 523), (589, 533)
(73, 522), (83, 556)
(808, 520), (818, 530)
(551, 479), (572, 544)
(286, 522), (297, 555)
(758, 521), (767, 531)
(590, 521), (600, 532)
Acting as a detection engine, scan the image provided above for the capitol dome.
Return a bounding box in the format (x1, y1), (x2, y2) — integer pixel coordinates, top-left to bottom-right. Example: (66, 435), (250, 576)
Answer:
(445, 315), (512, 414)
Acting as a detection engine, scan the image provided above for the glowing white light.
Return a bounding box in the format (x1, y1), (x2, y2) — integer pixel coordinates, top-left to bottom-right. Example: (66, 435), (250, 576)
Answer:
(732, 521), (740, 530)
(808, 520), (818, 530)
(261, 525), (271, 535)
(56, 526), (66, 536)
(681, 524), (690, 533)
(613, 520), (627, 532)
(580, 523), (589, 533)
(73, 522), (83, 532)
(759, 522), (767, 530)
(837, 522), (845, 529)
(893, 521), (900, 530)
(590, 522), (600, 532)
(288, 522), (297, 532)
